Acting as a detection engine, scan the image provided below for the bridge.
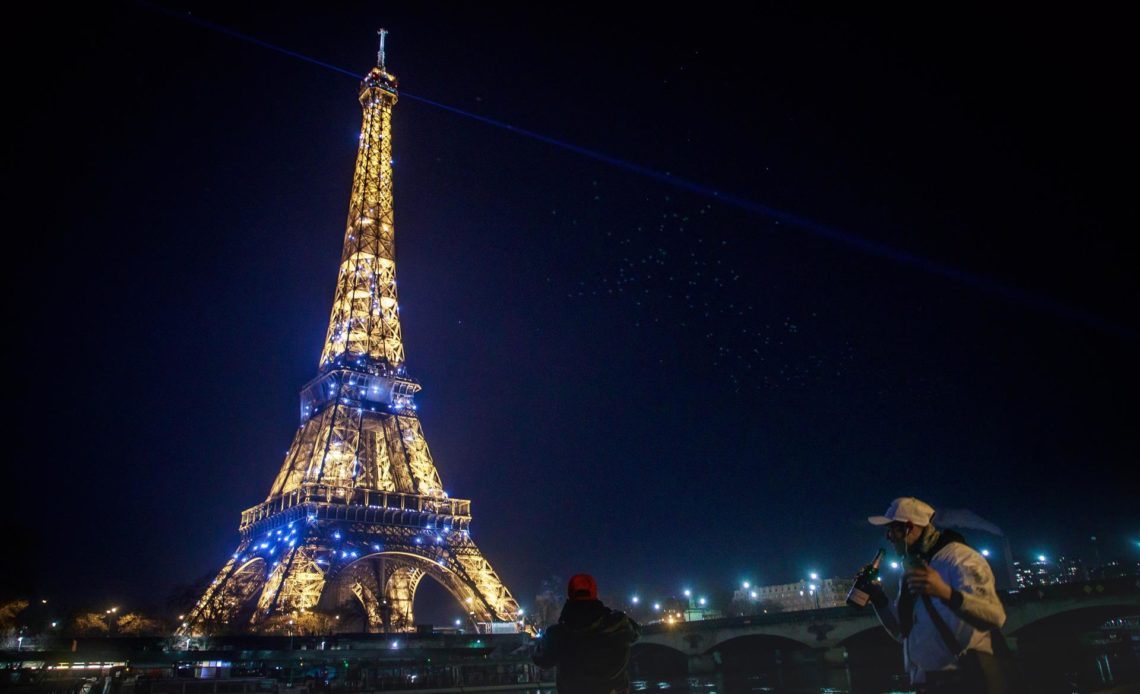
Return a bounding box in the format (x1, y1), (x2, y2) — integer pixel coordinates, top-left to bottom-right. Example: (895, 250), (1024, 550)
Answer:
(636, 576), (1140, 671)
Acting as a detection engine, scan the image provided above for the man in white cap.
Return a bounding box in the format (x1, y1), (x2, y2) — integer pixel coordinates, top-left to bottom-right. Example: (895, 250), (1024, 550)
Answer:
(865, 497), (1008, 693)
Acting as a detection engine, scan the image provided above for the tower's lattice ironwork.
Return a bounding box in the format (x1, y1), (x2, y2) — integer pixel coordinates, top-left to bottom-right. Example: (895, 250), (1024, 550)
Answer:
(183, 32), (524, 635)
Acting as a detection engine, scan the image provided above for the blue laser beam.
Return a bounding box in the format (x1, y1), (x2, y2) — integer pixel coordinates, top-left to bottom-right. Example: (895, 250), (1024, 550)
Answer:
(142, 3), (1135, 340)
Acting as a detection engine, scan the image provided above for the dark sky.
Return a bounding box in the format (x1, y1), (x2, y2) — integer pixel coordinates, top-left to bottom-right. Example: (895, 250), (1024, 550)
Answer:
(10, 4), (1137, 623)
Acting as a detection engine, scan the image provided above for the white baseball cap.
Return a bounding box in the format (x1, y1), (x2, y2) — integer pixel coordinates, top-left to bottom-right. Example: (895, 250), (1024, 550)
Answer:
(868, 496), (935, 526)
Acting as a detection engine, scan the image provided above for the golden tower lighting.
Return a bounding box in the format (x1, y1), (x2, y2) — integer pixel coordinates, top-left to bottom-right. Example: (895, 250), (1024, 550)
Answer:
(182, 29), (525, 635)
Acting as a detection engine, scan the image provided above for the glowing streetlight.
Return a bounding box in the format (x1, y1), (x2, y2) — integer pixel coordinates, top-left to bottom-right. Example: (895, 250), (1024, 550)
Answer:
(653, 603), (661, 611)
(698, 597), (707, 606)
(631, 596), (639, 604)
(683, 589), (691, 597)
(981, 549), (991, 557)
(742, 581), (750, 589)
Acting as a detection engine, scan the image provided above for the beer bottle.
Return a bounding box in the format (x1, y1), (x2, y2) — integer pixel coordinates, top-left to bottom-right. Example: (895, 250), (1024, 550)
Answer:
(846, 548), (886, 608)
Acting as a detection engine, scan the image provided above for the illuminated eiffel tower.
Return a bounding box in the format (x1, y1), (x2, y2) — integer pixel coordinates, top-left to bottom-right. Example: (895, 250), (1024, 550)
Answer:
(183, 31), (524, 635)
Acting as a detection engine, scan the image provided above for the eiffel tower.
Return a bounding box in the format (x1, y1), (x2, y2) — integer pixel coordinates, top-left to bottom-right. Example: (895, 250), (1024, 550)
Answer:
(183, 31), (524, 635)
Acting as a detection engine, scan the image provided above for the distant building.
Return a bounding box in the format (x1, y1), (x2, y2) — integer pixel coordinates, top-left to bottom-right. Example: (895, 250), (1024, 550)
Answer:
(1012, 553), (1138, 591)
(732, 577), (848, 614)
(1090, 560), (1140, 580)
(1013, 558), (1050, 589)
(639, 595), (719, 625)
(1016, 555), (1102, 588)
(1056, 555), (1085, 583)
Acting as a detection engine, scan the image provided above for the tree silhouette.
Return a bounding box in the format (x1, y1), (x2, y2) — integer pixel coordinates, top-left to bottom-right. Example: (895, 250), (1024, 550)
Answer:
(0, 599), (29, 634)
(533, 575), (563, 629)
(117, 613), (162, 636)
(71, 612), (111, 636)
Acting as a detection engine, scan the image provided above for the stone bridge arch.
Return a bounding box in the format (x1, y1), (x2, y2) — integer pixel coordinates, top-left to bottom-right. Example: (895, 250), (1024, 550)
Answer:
(630, 642), (688, 679)
(638, 609), (881, 660)
(713, 633), (820, 672)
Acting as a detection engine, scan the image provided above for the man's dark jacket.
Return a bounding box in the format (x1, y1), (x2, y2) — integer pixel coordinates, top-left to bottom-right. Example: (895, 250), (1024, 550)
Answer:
(532, 599), (640, 694)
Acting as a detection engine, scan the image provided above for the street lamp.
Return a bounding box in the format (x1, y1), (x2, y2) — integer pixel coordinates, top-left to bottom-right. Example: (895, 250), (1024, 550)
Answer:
(805, 574), (821, 609)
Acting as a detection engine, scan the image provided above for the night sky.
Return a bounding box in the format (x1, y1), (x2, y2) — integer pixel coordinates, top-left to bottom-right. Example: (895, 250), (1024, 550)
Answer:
(10, 5), (1137, 624)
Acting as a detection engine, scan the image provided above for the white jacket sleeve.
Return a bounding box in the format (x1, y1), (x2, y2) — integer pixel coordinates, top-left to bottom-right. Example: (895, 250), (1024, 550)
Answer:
(942, 544), (1006, 631)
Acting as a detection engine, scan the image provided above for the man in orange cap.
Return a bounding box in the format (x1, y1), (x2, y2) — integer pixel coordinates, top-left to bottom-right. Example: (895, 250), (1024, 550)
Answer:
(532, 573), (640, 694)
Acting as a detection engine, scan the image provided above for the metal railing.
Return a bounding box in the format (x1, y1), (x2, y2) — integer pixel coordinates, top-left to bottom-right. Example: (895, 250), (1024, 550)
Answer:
(239, 484), (471, 532)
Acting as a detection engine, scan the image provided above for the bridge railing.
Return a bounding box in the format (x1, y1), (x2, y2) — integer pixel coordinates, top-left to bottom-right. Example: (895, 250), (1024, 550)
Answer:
(639, 575), (1140, 636)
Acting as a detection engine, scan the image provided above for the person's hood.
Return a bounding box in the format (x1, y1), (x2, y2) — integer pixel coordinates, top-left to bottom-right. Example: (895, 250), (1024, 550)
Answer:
(559, 599), (629, 635)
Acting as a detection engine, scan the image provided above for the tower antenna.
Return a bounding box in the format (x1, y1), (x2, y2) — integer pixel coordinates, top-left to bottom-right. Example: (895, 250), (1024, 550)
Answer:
(377, 28), (388, 70)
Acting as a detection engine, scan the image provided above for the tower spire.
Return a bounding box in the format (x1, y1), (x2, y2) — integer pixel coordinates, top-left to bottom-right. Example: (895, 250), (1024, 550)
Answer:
(377, 27), (388, 70)
(319, 32), (402, 371)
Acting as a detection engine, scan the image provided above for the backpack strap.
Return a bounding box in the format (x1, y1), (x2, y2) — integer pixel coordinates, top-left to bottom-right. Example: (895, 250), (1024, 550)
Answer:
(921, 594), (965, 658)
